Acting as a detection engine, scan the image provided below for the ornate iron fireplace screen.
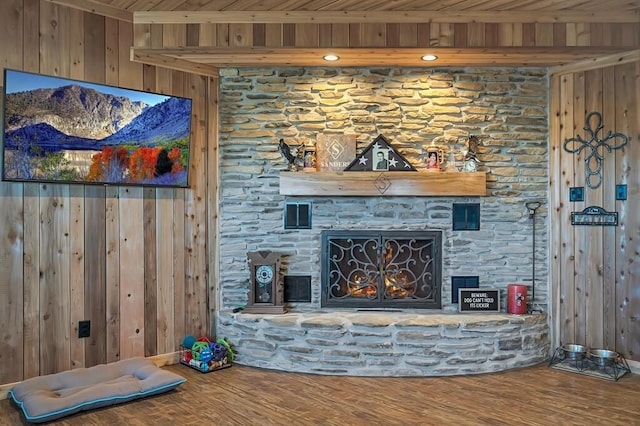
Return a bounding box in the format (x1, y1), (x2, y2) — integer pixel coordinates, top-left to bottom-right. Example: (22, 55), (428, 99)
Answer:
(321, 231), (442, 309)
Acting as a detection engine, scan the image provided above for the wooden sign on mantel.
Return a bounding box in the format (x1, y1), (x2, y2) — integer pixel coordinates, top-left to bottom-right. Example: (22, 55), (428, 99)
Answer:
(316, 134), (356, 171)
(279, 171), (487, 197)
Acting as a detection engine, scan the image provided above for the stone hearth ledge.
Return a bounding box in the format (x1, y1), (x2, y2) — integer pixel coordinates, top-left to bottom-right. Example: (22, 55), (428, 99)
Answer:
(216, 311), (550, 376)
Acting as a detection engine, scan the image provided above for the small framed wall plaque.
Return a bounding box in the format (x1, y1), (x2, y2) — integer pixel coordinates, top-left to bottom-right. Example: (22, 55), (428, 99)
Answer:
(569, 187), (584, 202)
(458, 288), (501, 312)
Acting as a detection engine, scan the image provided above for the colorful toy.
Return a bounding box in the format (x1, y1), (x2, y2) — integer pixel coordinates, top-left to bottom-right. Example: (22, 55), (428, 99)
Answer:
(210, 342), (227, 362)
(199, 348), (213, 363)
(182, 335), (196, 350)
(190, 341), (210, 360)
(216, 338), (235, 362)
(196, 336), (211, 344)
(181, 335), (233, 373)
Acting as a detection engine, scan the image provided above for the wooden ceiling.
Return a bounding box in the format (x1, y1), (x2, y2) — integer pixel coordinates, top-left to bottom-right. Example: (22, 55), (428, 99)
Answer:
(49, 0), (640, 72)
(55, 0), (640, 15)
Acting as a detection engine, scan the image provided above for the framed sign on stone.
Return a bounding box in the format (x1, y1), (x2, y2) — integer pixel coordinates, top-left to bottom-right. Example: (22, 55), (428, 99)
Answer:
(458, 288), (501, 312)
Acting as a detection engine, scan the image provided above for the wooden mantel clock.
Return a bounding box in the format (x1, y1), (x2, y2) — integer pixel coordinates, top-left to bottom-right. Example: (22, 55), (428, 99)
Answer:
(245, 251), (286, 314)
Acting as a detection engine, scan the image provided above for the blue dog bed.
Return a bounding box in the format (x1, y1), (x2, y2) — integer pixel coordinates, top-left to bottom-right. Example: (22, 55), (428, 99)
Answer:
(9, 357), (186, 423)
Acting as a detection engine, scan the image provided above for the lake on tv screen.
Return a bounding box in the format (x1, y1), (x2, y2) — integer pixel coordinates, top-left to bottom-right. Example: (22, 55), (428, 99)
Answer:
(3, 70), (192, 187)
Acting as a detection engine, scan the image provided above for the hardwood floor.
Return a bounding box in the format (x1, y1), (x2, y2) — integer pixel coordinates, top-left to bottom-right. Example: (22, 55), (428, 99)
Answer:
(1, 363), (639, 425)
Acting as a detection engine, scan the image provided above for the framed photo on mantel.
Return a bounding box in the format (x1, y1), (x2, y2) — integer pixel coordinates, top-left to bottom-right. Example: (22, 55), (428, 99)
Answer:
(316, 134), (356, 171)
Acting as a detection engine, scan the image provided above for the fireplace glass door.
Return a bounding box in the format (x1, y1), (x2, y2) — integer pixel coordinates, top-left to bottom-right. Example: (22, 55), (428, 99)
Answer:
(321, 231), (441, 309)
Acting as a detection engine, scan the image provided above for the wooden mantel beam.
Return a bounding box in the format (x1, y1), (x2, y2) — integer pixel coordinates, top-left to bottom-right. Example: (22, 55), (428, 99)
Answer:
(130, 46), (628, 69)
(133, 10), (640, 25)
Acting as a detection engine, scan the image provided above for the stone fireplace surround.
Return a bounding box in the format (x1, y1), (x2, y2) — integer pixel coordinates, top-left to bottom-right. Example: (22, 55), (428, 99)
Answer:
(217, 311), (549, 376)
(216, 66), (551, 375)
(217, 226), (550, 376)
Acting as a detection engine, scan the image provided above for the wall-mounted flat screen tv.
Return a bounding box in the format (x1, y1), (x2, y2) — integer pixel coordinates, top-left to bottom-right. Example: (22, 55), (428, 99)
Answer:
(1, 69), (192, 187)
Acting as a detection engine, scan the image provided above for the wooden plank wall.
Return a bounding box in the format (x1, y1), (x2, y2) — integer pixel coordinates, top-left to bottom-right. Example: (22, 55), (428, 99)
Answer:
(550, 61), (640, 362)
(211, 22), (640, 49)
(1, 1), (639, 386)
(0, 1), (214, 385)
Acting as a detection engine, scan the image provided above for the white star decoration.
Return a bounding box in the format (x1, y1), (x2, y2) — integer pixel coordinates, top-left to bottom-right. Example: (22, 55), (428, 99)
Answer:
(388, 157), (398, 168)
(359, 157), (368, 165)
(404, 161), (411, 168)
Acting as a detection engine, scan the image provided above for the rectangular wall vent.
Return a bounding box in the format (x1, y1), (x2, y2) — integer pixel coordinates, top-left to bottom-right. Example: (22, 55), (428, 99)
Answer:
(451, 276), (479, 303)
(284, 275), (312, 302)
(453, 203), (480, 231)
(284, 202), (312, 229)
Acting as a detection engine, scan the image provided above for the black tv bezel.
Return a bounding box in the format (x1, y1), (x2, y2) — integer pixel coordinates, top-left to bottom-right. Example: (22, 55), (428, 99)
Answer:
(1, 68), (194, 189)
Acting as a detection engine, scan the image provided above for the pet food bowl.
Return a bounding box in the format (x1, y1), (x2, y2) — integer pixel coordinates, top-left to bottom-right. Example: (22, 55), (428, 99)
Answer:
(588, 349), (619, 367)
(561, 344), (588, 360)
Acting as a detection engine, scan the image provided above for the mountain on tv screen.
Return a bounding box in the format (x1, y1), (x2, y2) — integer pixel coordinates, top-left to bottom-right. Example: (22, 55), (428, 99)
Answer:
(1, 69), (193, 187)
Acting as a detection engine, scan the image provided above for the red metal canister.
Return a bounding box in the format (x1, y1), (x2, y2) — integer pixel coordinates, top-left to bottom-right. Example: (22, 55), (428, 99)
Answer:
(507, 284), (527, 314)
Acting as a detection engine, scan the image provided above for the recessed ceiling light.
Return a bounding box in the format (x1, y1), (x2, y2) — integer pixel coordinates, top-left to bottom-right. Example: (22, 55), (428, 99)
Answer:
(323, 54), (340, 61)
(421, 54), (438, 61)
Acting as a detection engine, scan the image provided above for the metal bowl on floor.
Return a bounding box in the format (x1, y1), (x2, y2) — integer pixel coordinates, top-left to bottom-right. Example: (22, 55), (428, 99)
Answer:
(561, 344), (588, 360)
(588, 349), (619, 367)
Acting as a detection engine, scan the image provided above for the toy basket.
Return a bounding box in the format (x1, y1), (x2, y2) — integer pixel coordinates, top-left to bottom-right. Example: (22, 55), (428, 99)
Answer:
(179, 337), (233, 373)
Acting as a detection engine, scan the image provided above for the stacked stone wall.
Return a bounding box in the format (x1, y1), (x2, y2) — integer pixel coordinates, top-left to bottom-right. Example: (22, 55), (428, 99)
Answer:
(217, 311), (550, 376)
(218, 67), (549, 313)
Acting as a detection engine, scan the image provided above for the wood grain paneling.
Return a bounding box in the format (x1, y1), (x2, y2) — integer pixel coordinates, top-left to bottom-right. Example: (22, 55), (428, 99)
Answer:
(105, 187), (120, 363)
(602, 67), (617, 350)
(548, 73), (562, 349)
(206, 75), (219, 338)
(39, 183), (71, 375)
(572, 72), (587, 346)
(23, 0), (40, 73)
(173, 188), (186, 347)
(0, 183), (24, 383)
(156, 188), (175, 353)
(558, 73), (576, 346)
(614, 62), (640, 360)
(1, 0), (640, 387)
(0, 0), (23, 68)
(584, 69), (604, 349)
(184, 72), (210, 338)
(143, 187), (158, 358)
(550, 60), (640, 361)
(84, 186), (106, 367)
(331, 24), (349, 47)
(22, 183), (40, 381)
(118, 187), (145, 359)
(265, 23), (282, 47)
(69, 185), (86, 369)
(295, 23), (318, 47)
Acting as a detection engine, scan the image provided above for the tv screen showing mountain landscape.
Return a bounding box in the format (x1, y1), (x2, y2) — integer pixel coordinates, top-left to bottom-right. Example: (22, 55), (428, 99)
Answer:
(1, 69), (192, 187)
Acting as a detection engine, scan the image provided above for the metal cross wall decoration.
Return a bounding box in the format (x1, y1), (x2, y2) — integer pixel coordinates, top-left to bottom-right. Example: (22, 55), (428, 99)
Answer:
(563, 112), (628, 189)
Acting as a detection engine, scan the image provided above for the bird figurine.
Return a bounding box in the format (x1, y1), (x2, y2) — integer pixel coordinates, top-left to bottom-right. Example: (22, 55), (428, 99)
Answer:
(464, 135), (479, 161)
(463, 135), (481, 172)
(278, 138), (304, 171)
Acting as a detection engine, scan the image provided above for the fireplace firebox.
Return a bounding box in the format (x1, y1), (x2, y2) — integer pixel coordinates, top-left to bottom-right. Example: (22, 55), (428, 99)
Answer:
(321, 231), (442, 309)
